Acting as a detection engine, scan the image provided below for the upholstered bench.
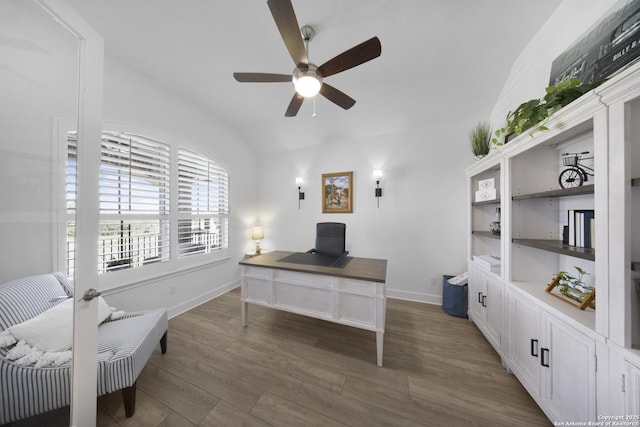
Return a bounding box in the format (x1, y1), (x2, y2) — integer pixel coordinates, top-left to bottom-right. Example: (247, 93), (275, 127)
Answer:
(0, 273), (168, 424)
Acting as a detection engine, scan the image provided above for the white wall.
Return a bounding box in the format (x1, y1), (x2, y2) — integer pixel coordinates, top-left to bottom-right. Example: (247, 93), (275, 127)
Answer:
(257, 122), (471, 304)
(4, 0), (624, 313)
(0, 0), (78, 281)
(490, 0), (620, 129)
(0, 1), (259, 317)
(256, 0), (630, 305)
(95, 57), (259, 316)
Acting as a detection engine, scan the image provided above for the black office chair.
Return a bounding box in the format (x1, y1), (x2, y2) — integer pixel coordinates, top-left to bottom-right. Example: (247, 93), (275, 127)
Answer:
(307, 222), (348, 257)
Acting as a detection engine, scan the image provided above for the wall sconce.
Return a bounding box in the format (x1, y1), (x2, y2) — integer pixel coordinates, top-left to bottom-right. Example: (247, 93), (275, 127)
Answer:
(296, 177), (305, 209)
(373, 170), (383, 208)
(251, 226), (264, 255)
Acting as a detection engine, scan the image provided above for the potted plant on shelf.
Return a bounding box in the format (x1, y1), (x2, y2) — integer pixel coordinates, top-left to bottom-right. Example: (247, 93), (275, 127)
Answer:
(469, 121), (492, 161)
(546, 266), (596, 310)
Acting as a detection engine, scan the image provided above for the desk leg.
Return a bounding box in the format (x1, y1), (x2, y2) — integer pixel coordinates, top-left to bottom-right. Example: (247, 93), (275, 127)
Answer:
(241, 301), (248, 327)
(376, 331), (384, 367)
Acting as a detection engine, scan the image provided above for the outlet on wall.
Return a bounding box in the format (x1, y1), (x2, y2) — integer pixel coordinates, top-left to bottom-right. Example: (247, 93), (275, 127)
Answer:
(169, 284), (176, 295)
(429, 276), (437, 287)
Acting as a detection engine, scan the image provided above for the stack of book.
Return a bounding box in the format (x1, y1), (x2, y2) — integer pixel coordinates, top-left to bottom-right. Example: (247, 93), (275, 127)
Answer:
(567, 209), (595, 248)
(472, 254), (501, 273)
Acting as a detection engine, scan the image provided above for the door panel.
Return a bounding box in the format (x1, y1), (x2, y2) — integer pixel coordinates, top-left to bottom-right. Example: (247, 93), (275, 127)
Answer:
(508, 291), (541, 398)
(543, 313), (596, 421)
(3, 1), (104, 425)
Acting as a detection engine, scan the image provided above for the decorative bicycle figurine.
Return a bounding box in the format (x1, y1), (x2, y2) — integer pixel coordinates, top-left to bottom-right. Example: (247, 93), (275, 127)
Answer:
(559, 151), (594, 188)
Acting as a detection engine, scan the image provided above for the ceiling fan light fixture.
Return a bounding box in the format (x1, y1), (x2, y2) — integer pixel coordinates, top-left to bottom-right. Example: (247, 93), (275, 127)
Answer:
(293, 65), (322, 97)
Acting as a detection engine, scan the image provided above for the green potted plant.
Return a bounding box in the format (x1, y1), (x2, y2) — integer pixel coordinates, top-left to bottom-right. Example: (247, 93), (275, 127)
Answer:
(556, 266), (595, 308)
(469, 121), (492, 160)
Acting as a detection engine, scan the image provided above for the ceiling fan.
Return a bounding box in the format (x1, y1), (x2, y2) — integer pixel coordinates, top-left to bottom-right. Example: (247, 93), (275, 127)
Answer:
(233, 0), (382, 117)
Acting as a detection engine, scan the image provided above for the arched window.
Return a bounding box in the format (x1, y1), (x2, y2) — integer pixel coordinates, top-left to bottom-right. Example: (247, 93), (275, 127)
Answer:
(64, 131), (228, 278)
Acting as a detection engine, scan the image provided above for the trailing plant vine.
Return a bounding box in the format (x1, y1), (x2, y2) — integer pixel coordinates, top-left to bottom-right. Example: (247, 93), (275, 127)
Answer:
(492, 78), (606, 145)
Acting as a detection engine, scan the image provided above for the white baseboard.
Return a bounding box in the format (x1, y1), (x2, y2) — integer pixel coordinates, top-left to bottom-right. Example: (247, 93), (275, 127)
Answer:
(386, 288), (442, 305)
(167, 279), (240, 319)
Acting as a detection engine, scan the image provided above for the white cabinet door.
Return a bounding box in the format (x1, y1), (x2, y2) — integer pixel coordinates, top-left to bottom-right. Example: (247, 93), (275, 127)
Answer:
(508, 290), (541, 399)
(467, 262), (502, 353)
(542, 312), (597, 422)
(626, 361), (640, 416)
(484, 273), (503, 350)
(468, 262), (485, 325)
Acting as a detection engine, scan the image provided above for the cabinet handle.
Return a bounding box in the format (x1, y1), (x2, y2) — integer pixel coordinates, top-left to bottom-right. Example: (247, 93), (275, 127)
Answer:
(541, 348), (550, 367)
(530, 339), (538, 357)
(478, 292), (483, 304)
(481, 295), (487, 308)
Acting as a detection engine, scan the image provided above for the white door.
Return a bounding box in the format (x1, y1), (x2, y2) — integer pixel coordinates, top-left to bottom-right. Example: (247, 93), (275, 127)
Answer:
(468, 262), (485, 325)
(542, 312), (596, 422)
(38, 1), (104, 425)
(483, 273), (503, 350)
(507, 290), (541, 399)
(626, 361), (640, 417)
(0, 1), (101, 425)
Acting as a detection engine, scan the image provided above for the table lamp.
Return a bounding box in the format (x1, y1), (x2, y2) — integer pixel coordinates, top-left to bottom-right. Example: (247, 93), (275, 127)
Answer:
(252, 227), (264, 255)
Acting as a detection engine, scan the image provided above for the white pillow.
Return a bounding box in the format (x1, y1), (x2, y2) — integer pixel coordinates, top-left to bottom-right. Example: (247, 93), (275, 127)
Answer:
(7, 297), (111, 352)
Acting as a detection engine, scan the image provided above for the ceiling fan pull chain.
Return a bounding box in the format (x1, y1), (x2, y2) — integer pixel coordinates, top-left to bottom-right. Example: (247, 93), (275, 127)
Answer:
(313, 95), (317, 118)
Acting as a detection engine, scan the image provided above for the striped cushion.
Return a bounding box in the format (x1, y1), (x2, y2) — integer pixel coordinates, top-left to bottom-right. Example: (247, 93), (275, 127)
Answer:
(96, 308), (167, 395)
(0, 274), (69, 331)
(52, 272), (74, 297)
(0, 360), (71, 423)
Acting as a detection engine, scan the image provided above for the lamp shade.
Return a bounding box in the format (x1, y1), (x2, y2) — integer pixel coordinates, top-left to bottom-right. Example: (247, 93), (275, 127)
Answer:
(293, 66), (322, 97)
(251, 227), (264, 240)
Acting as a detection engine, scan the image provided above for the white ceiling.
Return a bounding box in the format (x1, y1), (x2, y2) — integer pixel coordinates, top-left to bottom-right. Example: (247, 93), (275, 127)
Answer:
(66, 0), (561, 153)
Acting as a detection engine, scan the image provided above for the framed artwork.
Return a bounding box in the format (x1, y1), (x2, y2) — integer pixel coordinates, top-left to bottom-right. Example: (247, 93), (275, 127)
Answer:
(548, 0), (640, 87)
(322, 171), (353, 213)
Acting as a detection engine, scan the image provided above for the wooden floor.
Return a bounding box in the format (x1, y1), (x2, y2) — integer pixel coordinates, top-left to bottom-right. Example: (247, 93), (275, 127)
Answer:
(8, 288), (551, 426)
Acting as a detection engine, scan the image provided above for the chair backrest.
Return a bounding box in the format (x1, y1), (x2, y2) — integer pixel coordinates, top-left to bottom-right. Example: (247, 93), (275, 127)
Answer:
(315, 222), (346, 257)
(0, 274), (70, 331)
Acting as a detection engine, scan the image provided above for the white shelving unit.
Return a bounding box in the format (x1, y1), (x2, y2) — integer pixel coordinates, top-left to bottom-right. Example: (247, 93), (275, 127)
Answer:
(467, 157), (502, 265)
(600, 66), (640, 417)
(465, 61), (640, 422)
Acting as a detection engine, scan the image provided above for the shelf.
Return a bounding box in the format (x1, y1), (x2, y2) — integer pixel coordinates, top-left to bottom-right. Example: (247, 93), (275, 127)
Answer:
(472, 230), (500, 240)
(512, 238), (595, 261)
(632, 178), (640, 187)
(633, 262), (640, 272)
(512, 185), (594, 201)
(510, 281), (595, 336)
(472, 198), (500, 206)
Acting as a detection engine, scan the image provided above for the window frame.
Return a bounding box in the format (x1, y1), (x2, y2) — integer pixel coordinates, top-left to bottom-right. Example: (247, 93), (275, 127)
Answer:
(55, 120), (231, 291)
(176, 147), (229, 258)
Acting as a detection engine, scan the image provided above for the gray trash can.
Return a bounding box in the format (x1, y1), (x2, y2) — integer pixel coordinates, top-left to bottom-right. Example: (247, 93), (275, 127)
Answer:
(442, 275), (468, 318)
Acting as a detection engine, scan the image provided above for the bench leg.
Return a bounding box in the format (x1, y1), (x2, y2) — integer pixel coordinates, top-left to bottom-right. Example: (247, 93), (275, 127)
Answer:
(160, 331), (168, 354)
(122, 382), (136, 418)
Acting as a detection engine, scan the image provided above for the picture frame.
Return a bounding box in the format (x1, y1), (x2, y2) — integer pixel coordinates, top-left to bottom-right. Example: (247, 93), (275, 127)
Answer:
(322, 171), (353, 213)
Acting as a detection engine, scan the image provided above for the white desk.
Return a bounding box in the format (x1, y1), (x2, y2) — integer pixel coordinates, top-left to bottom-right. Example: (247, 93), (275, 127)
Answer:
(239, 251), (387, 366)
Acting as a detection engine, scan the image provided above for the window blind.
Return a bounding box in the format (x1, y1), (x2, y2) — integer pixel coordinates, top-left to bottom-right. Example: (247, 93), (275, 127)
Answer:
(66, 132), (171, 275)
(177, 149), (229, 256)
(98, 133), (170, 272)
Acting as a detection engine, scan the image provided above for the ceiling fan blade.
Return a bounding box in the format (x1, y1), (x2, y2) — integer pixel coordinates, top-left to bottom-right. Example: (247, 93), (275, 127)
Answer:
(285, 93), (304, 117)
(319, 83), (356, 110)
(318, 37), (381, 78)
(233, 72), (291, 83)
(267, 0), (308, 66)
